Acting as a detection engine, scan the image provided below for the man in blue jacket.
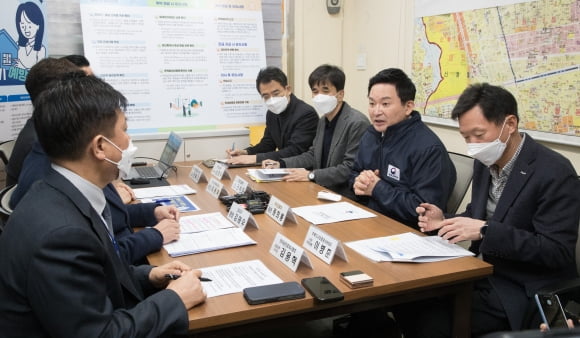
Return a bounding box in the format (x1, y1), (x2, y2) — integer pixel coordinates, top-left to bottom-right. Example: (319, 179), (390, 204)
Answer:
(350, 68), (456, 229)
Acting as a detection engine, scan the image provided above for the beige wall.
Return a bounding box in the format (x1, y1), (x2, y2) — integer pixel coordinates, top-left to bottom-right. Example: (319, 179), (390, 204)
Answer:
(288, 0), (579, 173)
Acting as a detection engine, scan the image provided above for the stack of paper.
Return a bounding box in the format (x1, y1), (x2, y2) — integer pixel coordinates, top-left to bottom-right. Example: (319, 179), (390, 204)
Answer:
(247, 169), (289, 182)
(164, 228), (256, 257)
(134, 184), (196, 198)
(179, 212), (236, 233)
(345, 232), (474, 263)
(292, 201), (376, 225)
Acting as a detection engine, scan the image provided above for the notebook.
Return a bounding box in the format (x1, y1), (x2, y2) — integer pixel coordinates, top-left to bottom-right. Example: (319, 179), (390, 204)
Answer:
(129, 131), (182, 179)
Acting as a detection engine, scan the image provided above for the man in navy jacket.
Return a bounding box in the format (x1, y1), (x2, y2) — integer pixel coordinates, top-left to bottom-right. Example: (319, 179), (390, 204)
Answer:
(0, 74), (206, 336)
(350, 68), (456, 229)
(397, 83), (580, 337)
(11, 141), (179, 264)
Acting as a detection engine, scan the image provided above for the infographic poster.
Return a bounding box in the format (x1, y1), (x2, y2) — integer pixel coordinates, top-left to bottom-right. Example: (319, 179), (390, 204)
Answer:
(0, 0), (47, 141)
(80, 0), (268, 135)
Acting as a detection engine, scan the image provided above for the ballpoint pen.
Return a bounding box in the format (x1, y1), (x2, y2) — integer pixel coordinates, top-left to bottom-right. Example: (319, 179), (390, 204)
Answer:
(231, 141), (236, 151)
(153, 198), (172, 204)
(165, 273), (212, 282)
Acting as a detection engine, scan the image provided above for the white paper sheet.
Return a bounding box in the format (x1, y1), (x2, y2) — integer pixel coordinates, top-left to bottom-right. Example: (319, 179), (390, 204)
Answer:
(292, 201), (376, 225)
(163, 228), (256, 257)
(134, 184), (196, 198)
(199, 259), (283, 298)
(179, 212), (236, 233)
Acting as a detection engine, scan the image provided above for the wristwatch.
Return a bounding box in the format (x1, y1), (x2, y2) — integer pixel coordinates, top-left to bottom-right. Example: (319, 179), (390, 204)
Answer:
(479, 223), (488, 240)
(308, 171), (315, 182)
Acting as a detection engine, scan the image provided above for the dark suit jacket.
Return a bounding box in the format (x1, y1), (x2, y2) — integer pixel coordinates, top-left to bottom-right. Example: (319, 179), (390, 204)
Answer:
(465, 135), (580, 330)
(0, 170), (187, 336)
(5, 118), (36, 186)
(10, 142), (164, 264)
(282, 102), (370, 199)
(246, 93), (318, 162)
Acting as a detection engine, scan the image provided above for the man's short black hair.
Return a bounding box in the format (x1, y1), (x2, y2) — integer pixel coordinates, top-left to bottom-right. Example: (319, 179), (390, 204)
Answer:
(367, 68), (416, 103)
(34, 74), (127, 161)
(62, 54), (90, 68)
(255, 66), (288, 93)
(451, 83), (519, 124)
(308, 64), (345, 91)
(25, 57), (84, 103)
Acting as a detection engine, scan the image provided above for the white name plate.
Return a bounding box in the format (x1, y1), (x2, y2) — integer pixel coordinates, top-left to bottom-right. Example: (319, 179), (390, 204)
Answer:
(303, 225), (348, 264)
(206, 177), (228, 198)
(211, 161), (231, 180)
(265, 195), (297, 226)
(269, 232), (312, 272)
(226, 202), (258, 231)
(189, 164), (207, 183)
(231, 175), (252, 195)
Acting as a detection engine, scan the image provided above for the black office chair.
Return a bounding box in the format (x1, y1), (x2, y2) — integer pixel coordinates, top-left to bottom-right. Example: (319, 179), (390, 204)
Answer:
(447, 152), (474, 214)
(0, 140), (15, 167)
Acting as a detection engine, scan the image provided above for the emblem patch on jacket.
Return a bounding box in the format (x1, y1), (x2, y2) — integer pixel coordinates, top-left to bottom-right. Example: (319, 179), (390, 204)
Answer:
(387, 164), (400, 181)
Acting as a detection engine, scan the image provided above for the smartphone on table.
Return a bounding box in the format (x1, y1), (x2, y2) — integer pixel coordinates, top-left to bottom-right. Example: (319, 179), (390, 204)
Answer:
(243, 281), (305, 305)
(301, 276), (344, 303)
(535, 293), (569, 330)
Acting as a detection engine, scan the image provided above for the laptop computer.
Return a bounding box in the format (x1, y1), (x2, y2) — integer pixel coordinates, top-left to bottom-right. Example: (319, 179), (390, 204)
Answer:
(129, 131), (182, 179)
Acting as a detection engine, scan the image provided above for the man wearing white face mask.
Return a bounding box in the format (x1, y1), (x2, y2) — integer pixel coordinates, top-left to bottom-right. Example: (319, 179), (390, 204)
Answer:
(394, 83), (580, 337)
(9, 73), (181, 266)
(226, 66), (318, 164)
(261, 64), (369, 199)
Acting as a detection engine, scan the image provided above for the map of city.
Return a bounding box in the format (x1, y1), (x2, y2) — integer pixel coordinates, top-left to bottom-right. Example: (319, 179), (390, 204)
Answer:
(412, 0), (579, 142)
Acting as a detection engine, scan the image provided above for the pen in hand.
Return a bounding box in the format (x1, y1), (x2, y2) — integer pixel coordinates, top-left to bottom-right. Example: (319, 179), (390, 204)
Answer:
(165, 273), (212, 282)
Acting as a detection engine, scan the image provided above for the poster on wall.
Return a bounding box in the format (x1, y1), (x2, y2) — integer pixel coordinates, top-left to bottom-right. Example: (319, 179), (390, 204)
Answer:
(80, 0), (268, 135)
(413, 0), (579, 146)
(0, 0), (47, 142)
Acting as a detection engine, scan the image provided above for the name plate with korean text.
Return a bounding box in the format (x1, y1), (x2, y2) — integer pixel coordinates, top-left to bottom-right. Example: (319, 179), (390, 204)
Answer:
(303, 225), (348, 264)
(269, 232), (312, 272)
(231, 175), (252, 194)
(206, 177), (228, 198)
(189, 164), (207, 183)
(265, 195), (297, 226)
(226, 202), (258, 231)
(211, 161), (231, 180)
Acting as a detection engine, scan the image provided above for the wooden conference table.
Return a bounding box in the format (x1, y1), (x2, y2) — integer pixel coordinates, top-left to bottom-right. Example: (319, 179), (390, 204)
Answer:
(146, 162), (492, 337)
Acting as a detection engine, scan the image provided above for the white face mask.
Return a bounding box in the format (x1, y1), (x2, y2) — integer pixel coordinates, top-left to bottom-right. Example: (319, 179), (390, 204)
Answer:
(103, 137), (138, 180)
(466, 120), (510, 167)
(265, 95), (289, 115)
(312, 94), (338, 116)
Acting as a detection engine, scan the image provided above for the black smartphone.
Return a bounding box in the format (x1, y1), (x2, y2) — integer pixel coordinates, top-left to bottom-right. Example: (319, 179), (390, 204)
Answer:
(243, 281), (305, 305)
(535, 293), (569, 330)
(301, 276), (344, 303)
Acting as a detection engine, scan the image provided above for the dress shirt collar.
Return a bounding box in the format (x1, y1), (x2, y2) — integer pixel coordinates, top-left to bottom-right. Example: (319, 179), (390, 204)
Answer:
(51, 164), (107, 216)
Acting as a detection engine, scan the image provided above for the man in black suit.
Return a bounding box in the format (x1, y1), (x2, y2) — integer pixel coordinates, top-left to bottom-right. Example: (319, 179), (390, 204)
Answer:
(0, 75), (206, 336)
(226, 66), (318, 164)
(395, 83), (580, 337)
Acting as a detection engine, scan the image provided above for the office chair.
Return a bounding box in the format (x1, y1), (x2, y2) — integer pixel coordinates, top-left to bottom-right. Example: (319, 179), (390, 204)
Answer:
(0, 184), (16, 232)
(446, 152), (474, 214)
(0, 140), (15, 166)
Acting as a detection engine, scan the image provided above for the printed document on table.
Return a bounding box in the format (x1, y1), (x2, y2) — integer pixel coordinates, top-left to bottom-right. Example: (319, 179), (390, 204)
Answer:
(134, 184), (196, 198)
(345, 232), (474, 263)
(163, 228), (256, 257)
(199, 259), (283, 298)
(179, 212), (236, 233)
(247, 169), (289, 182)
(140, 195), (199, 212)
(292, 201), (376, 224)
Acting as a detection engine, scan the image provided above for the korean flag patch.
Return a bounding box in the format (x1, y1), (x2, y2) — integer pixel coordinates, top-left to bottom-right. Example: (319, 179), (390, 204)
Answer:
(387, 164), (400, 181)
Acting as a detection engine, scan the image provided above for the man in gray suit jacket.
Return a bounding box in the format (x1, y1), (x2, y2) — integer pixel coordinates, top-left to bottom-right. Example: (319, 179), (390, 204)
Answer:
(0, 75), (206, 337)
(262, 64), (369, 199)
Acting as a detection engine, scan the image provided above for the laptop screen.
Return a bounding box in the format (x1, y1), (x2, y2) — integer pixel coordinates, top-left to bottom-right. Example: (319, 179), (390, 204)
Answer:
(158, 131), (182, 170)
